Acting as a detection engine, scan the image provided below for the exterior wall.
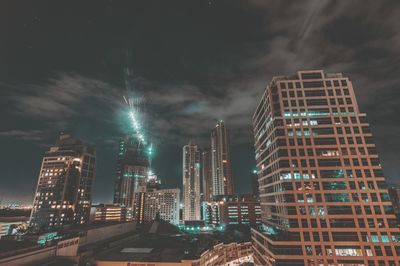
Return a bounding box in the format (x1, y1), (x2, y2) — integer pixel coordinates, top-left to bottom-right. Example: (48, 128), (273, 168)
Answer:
(80, 222), (136, 246)
(183, 143), (201, 221)
(211, 121), (234, 196)
(252, 70), (400, 266)
(56, 237), (79, 256)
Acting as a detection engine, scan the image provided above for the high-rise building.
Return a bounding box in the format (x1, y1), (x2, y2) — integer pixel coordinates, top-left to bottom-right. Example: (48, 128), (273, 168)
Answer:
(202, 195), (261, 227)
(133, 188), (180, 225)
(251, 70), (400, 266)
(182, 143), (201, 221)
(30, 134), (96, 232)
(211, 121), (234, 196)
(113, 135), (150, 209)
(202, 149), (213, 203)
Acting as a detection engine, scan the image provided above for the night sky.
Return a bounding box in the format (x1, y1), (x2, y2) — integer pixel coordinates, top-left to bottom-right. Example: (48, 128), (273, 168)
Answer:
(1, 0), (399, 205)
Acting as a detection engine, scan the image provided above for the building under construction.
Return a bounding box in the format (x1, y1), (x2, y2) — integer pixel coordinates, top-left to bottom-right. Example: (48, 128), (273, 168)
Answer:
(113, 134), (150, 210)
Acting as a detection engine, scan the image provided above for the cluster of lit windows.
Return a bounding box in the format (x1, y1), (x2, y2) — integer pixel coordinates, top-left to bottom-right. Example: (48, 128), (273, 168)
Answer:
(287, 130), (312, 137)
(286, 120), (318, 127)
(326, 248), (363, 256)
(283, 111), (356, 117)
(280, 172), (316, 180)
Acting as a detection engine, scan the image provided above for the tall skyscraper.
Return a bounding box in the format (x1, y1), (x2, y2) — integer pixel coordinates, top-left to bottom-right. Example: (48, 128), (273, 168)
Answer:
(134, 188), (180, 225)
(251, 70), (400, 266)
(30, 134), (96, 232)
(182, 142), (201, 221)
(113, 135), (150, 209)
(211, 121), (234, 196)
(202, 149), (213, 202)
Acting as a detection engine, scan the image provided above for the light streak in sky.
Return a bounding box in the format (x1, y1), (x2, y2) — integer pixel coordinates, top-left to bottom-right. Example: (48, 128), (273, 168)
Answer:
(123, 61), (156, 180)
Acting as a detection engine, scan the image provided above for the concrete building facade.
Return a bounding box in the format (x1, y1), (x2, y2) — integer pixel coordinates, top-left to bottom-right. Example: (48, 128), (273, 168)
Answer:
(182, 143), (201, 221)
(134, 188), (180, 225)
(113, 135), (150, 209)
(90, 204), (130, 222)
(211, 121), (234, 196)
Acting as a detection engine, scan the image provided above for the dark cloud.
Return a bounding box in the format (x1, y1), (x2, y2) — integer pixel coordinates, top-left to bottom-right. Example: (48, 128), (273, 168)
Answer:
(0, 129), (46, 142)
(0, 0), (400, 204)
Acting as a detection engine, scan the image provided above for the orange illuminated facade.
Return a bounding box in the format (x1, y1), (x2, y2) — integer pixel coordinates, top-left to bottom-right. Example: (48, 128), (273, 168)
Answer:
(252, 70), (400, 266)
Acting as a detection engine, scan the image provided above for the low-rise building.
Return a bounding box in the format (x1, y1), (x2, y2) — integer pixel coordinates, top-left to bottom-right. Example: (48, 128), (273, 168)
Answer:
(90, 204), (131, 222)
(94, 218), (253, 266)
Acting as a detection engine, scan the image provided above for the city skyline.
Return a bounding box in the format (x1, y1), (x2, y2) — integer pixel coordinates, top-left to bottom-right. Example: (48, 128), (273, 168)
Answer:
(1, 1), (400, 207)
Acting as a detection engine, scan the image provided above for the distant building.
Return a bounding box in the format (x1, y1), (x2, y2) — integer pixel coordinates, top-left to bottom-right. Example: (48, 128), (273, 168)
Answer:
(134, 188), (180, 225)
(202, 149), (213, 202)
(182, 142), (201, 221)
(113, 135), (150, 209)
(29, 134), (96, 232)
(146, 174), (161, 191)
(213, 195), (261, 227)
(211, 121), (234, 196)
(90, 204), (131, 222)
(202, 201), (220, 226)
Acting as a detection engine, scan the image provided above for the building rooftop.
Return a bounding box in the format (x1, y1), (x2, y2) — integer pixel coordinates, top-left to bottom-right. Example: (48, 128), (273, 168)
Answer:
(141, 215), (182, 235)
(0, 240), (39, 258)
(95, 218), (212, 263)
(95, 234), (196, 262)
